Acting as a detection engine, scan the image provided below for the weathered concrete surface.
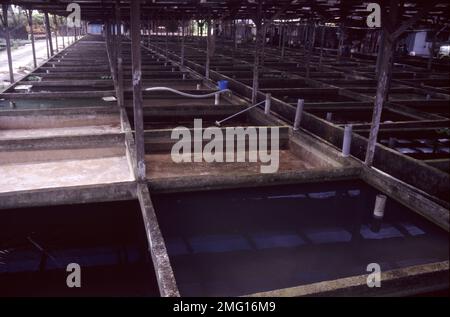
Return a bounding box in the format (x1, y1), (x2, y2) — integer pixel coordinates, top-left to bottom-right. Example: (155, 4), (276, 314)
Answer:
(0, 124), (121, 140)
(0, 181), (137, 210)
(0, 156), (133, 193)
(146, 150), (320, 179)
(137, 183), (180, 297)
(246, 261), (449, 297)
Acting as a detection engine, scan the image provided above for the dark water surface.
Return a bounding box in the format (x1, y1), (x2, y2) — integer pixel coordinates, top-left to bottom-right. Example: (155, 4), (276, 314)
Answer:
(152, 180), (449, 296)
(0, 201), (159, 297)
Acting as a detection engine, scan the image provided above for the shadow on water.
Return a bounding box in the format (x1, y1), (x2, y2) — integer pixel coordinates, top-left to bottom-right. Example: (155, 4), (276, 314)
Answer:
(152, 179), (449, 296)
(0, 201), (160, 297)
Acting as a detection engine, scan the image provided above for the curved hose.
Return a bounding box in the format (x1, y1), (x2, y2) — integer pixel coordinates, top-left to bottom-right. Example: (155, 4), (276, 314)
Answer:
(145, 86), (231, 98)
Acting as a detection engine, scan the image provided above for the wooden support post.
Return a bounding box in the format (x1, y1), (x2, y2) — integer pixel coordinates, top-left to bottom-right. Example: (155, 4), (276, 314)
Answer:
(205, 19), (211, 79)
(428, 38), (436, 70)
(111, 17), (117, 69)
(27, 9), (37, 69)
(60, 16), (65, 49)
(427, 25), (446, 70)
(45, 32), (50, 58)
(115, 0), (124, 108)
(2, 3), (14, 84)
(303, 24), (309, 49)
(1, 3), (13, 83)
(375, 31), (385, 76)
(306, 23), (316, 78)
(165, 22), (169, 61)
(278, 25), (282, 48)
(233, 19), (237, 59)
(53, 15), (59, 53)
(365, 30), (394, 166)
(365, 0), (410, 166)
(181, 20), (185, 66)
(44, 12), (54, 56)
(281, 24), (286, 59)
(130, 0), (146, 181)
(148, 17), (151, 47)
(319, 25), (325, 68)
(337, 26), (344, 60)
(105, 20), (116, 84)
(252, 0), (263, 104)
(65, 16), (69, 45)
(261, 24), (266, 66)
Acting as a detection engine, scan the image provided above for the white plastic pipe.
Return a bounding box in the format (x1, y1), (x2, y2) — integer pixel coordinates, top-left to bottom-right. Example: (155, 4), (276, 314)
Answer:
(373, 194), (387, 219)
(342, 124), (352, 157)
(388, 137), (396, 148)
(265, 93), (271, 115)
(215, 92), (220, 105)
(294, 99), (304, 131)
(215, 100), (266, 127)
(145, 86), (230, 99)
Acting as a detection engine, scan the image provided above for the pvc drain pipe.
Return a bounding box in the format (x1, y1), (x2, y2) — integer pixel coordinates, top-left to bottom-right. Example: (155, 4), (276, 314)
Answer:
(215, 92), (220, 105)
(373, 194), (387, 219)
(145, 87), (230, 100)
(265, 93), (271, 115)
(215, 100), (266, 127)
(293, 99), (304, 131)
(388, 137), (396, 148)
(342, 124), (352, 157)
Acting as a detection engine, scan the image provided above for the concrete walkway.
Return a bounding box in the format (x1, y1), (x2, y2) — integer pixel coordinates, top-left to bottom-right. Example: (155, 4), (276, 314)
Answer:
(0, 36), (75, 88)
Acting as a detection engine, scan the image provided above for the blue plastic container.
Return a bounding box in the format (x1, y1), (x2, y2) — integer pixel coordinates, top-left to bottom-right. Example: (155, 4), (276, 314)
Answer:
(218, 80), (229, 90)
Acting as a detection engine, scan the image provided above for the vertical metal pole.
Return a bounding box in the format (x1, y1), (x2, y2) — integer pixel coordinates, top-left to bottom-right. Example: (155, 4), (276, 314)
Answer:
(342, 124), (352, 157)
(319, 25), (325, 69)
(181, 20), (185, 66)
(252, 0), (263, 104)
(306, 23), (316, 78)
(337, 26), (345, 60)
(45, 32), (50, 58)
(60, 16), (65, 48)
(27, 9), (37, 68)
(365, 30), (395, 166)
(261, 24), (266, 66)
(131, 0), (146, 181)
(293, 99), (304, 131)
(165, 21), (169, 61)
(116, 0), (124, 108)
(53, 15), (59, 53)
(205, 19), (211, 79)
(375, 31), (385, 77)
(65, 16), (69, 45)
(264, 93), (271, 115)
(44, 12), (54, 56)
(147, 17), (151, 47)
(278, 24), (282, 48)
(1, 3), (14, 83)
